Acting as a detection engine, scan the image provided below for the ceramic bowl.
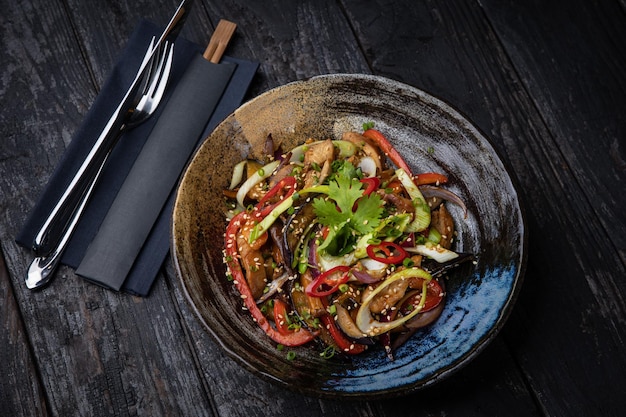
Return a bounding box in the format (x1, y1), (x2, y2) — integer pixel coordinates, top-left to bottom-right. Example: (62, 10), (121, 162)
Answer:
(171, 74), (526, 398)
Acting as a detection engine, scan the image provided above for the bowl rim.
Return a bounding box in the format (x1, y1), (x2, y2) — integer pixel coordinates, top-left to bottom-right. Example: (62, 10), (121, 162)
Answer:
(171, 73), (528, 399)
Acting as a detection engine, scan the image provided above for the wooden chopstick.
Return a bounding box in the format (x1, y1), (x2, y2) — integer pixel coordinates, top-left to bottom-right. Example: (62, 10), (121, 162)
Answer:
(203, 19), (237, 63)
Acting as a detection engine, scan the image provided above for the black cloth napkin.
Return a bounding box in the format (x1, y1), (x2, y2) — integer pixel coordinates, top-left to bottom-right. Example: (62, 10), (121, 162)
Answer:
(16, 20), (258, 295)
(76, 53), (236, 291)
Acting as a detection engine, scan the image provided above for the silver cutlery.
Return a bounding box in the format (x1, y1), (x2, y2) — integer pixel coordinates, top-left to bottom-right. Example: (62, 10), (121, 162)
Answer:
(26, 40), (174, 290)
(26, 0), (194, 289)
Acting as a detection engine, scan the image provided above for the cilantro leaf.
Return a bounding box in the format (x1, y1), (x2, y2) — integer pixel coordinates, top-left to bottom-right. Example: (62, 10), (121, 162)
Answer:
(312, 163), (383, 255)
(331, 174), (365, 217)
(352, 193), (383, 234)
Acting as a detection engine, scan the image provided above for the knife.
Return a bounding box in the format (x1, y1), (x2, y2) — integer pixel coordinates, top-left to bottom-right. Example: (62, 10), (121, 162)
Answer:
(31, 0), (194, 258)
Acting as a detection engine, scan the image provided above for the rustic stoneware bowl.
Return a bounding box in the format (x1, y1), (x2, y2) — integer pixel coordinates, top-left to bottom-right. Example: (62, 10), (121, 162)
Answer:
(171, 74), (526, 398)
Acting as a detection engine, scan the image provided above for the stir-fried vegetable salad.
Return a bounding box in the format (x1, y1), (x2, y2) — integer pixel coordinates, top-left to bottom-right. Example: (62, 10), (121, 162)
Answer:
(223, 126), (471, 360)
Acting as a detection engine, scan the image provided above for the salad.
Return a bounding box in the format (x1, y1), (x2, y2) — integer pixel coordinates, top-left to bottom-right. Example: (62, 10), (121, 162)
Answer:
(223, 126), (471, 360)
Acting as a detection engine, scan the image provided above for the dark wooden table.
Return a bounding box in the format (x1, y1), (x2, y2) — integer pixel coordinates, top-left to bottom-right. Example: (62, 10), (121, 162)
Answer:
(2, 0), (625, 416)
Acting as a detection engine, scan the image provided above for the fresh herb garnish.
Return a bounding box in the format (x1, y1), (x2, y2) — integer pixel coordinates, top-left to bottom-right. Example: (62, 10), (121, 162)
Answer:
(312, 162), (383, 256)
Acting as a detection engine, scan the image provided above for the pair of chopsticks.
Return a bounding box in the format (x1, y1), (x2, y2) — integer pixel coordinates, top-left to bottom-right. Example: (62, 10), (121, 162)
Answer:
(203, 19), (237, 63)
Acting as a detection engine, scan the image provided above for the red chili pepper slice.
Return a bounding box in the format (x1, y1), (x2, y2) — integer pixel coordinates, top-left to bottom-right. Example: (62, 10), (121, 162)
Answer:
(320, 314), (367, 355)
(415, 172), (448, 186)
(360, 177), (380, 196)
(305, 265), (351, 297)
(225, 212), (317, 346)
(352, 177), (381, 211)
(362, 129), (414, 177)
(366, 241), (408, 264)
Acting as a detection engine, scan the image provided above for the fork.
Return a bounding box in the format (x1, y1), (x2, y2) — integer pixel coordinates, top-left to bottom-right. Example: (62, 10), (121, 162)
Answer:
(25, 38), (174, 290)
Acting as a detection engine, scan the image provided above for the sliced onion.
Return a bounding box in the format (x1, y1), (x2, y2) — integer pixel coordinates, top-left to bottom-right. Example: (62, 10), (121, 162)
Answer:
(307, 237), (320, 278)
(419, 185), (467, 218)
(350, 258), (387, 283)
(358, 156), (378, 178)
(229, 160), (247, 190)
(350, 268), (381, 284)
(255, 271), (292, 304)
(360, 257), (387, 271)
(405, 244), (459, 263)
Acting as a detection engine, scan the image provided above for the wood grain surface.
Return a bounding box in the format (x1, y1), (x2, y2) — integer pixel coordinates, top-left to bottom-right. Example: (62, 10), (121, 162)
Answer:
(1, 0), (624, 416)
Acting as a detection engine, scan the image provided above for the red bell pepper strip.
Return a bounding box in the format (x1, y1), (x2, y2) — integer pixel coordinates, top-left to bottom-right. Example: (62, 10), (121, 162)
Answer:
(414, 172), (448, 186)
(366, 241), (408, 264)
(273, 299), (295, 336)
(256, 176), (297, 218)
(225, 212), (317, 346)
(320, 314), (367, 355)
(400, 279), (445, 313)
(305, 265), (351, 297)
(362, 129), (414, 177)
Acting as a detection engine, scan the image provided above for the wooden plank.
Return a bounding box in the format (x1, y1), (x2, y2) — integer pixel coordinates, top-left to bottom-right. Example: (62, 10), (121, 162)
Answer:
(480, 0), (626, 265)
(198, 0), (374, 94)
(340, 0), (626, 415)
(478, 1), (626, 415)
(0, 0), (218, 415)
(0, 249), (49, 416)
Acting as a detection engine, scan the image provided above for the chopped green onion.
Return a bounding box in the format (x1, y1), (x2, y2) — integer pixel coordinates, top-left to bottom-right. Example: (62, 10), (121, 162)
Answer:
(320, 345), (336, 359)
(427, 227), (442, 244)
(396, 168), (430, 232)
